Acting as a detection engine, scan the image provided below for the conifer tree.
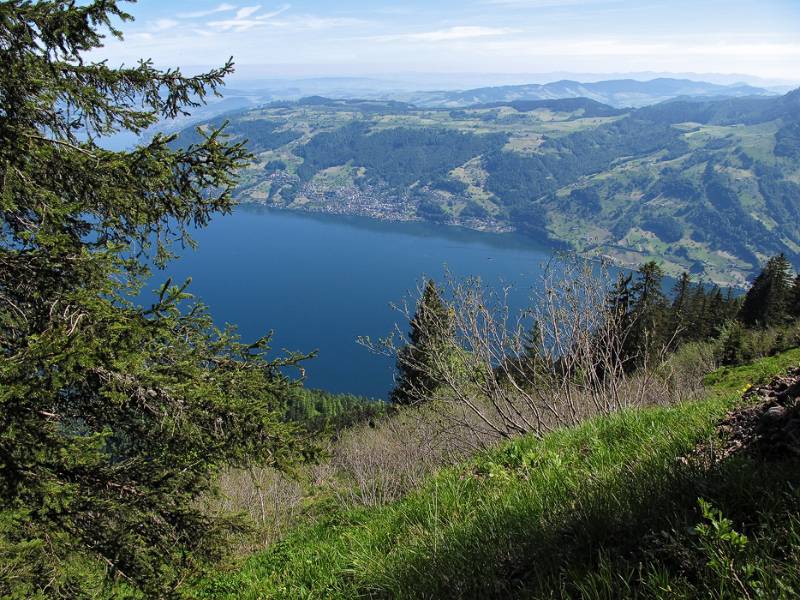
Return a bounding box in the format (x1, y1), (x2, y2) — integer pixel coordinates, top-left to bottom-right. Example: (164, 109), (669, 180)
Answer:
(670, 271), (692, 341)
(391, 279), (453, 405)
(517, 320), (553, 383)
(687, 280), (710, 342)
(705, 286), (739, 337)
(607, 272), (636, 368)
(0, 2), (309, 596)
(724, 287), (740, 320)
(718, 320), (749, 366)
(626, 261), (670, 365)
(790, 274), (800, 319)
(610, 272), (634, 317)
(522, 320), (546, 365)
(739, 253), (794, 327)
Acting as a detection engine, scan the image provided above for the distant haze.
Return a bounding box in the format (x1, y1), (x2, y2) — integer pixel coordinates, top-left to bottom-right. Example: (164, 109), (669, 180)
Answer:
(91, 1), (800, 84)
(221, 70), (796, 92)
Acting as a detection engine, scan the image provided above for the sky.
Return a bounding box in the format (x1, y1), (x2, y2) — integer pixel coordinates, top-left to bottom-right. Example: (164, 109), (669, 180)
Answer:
(92, 0), (800, 84)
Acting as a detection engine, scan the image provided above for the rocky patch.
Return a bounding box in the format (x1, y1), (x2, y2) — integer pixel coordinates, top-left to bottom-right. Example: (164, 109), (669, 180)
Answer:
(691, 367), (800, 465)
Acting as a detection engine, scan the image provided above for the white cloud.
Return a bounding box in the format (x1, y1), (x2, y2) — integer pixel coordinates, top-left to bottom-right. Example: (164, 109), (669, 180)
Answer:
(149, 18), (179, 32)
(235, 5), (262, 19)
(204, 6), (364, 33)
(481, 0), (622, 5)
(178, 3), (237, 19)
(375, 26), (515, 43)
(128, 32), (154, 42)
(208, 4), (291, 32)
(267, 16), (369, 31)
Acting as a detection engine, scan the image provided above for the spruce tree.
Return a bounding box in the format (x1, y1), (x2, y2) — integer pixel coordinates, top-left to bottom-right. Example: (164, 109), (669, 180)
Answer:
(607, 272), (636, 369)
(719, 320), (749, 366)
(724, 287), (740, 321)
(610, 272), (634, 317)
(0, 2), (309, 596)
(670, 271), (692, 342)
(739, 253), (794, 327)
(790, 274), (800, 319)
(516, 320), (553, 384)
(522, 321), (546, 366)
(705, 286), (728, 337)
(687, 280), (710, 342)
(626, 261), (670, 365)
(391, 279), (453, 405)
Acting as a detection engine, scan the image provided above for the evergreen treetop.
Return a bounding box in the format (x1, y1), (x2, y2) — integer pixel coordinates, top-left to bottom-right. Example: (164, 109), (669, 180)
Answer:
(621, 261), (670, 367)
(739, 253), (794, 327)
(669, 271), (692, 337)
(391, 279), (453, 405)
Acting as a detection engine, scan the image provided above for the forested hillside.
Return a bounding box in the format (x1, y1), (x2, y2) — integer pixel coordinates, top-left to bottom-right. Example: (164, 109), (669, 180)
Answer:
(180, 91), (800, 285)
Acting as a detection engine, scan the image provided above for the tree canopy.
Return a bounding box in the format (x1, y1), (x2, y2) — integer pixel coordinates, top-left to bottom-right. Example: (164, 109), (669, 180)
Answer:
(0, 1), (310, 596)
(739, 253), (795, 328)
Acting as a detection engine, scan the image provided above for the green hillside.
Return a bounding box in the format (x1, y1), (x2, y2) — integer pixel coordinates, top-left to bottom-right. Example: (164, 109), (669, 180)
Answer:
(181, 92), (800, 286)
(196, 349), (800, 599)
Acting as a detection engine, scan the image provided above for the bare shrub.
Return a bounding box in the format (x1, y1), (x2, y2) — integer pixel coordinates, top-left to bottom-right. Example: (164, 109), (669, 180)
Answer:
(363, 256), (674, 444)
(660, 341), (719, 401)
(211, 467), (304, 551)
(330, 404), (473, 508)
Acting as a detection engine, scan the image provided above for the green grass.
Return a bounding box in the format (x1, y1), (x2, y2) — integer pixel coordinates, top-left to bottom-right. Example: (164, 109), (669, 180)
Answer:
(703, 347), (800, 394)
(194, 349), (800, 599)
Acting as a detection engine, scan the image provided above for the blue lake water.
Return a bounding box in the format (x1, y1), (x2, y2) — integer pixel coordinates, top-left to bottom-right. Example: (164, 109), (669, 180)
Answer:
(155, 206), (555, 398)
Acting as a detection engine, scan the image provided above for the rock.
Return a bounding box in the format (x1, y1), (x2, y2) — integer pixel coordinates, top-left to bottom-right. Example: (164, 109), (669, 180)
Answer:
(777, 382), (800, 401)
(761, 405), (787, 425)
(685, 365), (800, 464)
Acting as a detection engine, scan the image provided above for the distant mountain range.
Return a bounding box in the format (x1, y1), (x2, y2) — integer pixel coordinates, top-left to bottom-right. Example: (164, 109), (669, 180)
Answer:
(404, 78), (775, 108)
(174, 88), (800, 285)
(154, 78), (777, 139)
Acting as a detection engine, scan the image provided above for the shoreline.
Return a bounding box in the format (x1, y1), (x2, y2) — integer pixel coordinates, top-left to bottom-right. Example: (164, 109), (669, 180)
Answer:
(237, 200), (560, 254)
(236, 200), (748, 289)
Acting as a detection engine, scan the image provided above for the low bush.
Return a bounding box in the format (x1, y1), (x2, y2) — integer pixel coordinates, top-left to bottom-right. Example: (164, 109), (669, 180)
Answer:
(204, 468), (305, 554)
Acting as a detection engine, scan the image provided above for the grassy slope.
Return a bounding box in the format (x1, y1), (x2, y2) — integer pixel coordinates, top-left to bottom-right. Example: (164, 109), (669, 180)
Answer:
(196, 349), (800, 599)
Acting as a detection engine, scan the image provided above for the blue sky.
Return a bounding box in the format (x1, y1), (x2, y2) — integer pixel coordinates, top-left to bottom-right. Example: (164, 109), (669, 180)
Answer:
(93, 0), (800, 83)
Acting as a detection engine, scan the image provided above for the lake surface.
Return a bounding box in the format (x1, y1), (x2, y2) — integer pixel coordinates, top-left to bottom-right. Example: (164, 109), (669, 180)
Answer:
(157, 206), (554, 398)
